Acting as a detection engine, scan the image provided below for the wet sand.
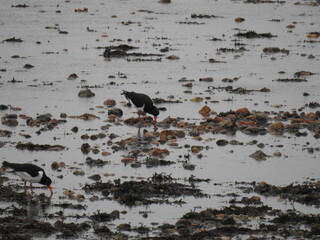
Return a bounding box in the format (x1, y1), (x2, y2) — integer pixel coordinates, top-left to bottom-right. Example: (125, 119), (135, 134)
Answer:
(1, 0), (320, 239)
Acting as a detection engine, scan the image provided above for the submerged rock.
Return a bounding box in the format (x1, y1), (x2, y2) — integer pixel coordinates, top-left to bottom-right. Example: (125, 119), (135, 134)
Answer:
(78, 89), (95, 98)
(67, 73), (78, 80)
(249, 150), (268, 160)
(23, 64), (34, 69)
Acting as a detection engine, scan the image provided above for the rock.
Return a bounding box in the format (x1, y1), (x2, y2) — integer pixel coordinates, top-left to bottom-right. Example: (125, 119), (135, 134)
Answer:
(235, 17), (245, 22)
(249, 150), (268, 160)
(191, 145), (203, 153)
(192, 136), (202, 141)
(273, 151), (282, 157)
(117, 223), (131, 231)
(81, 134), (90, 140)
(71, 126), (78, 133)
(182, 82), (193, 87)
(75, 8), (88, 12)
(90, 135), (98, 141)
(103, 172), (115, 177)
(166, 55), (179, 60)
(159, 130), (177, 141)
(2, 114), (18, 119)
(86, 157), (108, 166)
(78, 89), (95, 98)
(73, 170), (85, 176)
(51, 161), (59, 170)
(108, 108), (123, 117)
(92, 148), (100, 154)
(176, 130), (186, 138)
(268, 122), (285, 131)
(103, 99), (116, 107)
(67, 73), (78, 80)
(148, 148), (170, 157)
(76, 194), (85, 202)
(190, 97), (204, 102)
(0, 104), (9, 110)
(124, 117), (140, 125)
(81, 143), (91, 154)
(88, 174), (101, 181)
(101, 151), (111, 156)
(199, 105), (212, 117)
(0, 130), (12, 137)
(216, 139), (229, 146)
(199, 77), (213, 82)
(243, 126), (261, 135)
(2, 119), (18, 127)
(235, 107), (250, 115)
(59, 162), (66, 168)
(307, 34), (319, 39)
(98, 133), (106, 139)
(183, 163), (195, 170)
(63, 189), (75, 196)
(121, 158), (135, 164)
(90, 134), (98, 141)
(93, 224), (111, 233)
(36, 113), (52, 123)
(237, 120), (255, 126)
(23, 64), (34, 69)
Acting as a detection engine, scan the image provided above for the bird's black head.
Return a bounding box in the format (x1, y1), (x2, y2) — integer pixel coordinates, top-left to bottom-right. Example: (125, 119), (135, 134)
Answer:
(145, 106), (159, 124)
(145, 105), (159, 117)
(40, 174), (52, 186)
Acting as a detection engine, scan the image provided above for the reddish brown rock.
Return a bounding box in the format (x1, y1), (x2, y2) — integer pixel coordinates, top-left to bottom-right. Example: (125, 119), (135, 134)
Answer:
(148, 148), (170, 157)
(101, 151), (111, 156)
(199, 105), (212, 117)
(235, 17), (245, 22)
(166, 55), (179, 60)
(103, 99), (116, 107)
(237, 120), (255, 126)
(268, 122), (285, 131)
(235, 107), (250, 115)
(191, 146), (203, 153)
(121, 158), (135, 164)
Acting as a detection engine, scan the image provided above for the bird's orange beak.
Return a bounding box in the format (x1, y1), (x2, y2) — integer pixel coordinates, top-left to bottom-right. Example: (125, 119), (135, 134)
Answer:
(48, 185), (53, 195)
(153, 116), (157, 124)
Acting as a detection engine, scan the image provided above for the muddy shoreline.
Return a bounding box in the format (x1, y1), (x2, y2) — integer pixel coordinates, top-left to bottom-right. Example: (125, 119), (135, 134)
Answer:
(1, 0), (320, 239)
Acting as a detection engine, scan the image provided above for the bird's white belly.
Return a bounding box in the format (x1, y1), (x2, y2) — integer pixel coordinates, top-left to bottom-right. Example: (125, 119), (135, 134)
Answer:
(16, 171), (43, 183)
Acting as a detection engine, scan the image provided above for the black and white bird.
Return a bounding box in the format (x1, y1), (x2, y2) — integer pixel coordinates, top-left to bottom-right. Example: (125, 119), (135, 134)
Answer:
(122, 90), (159, 124)
(2, 161), (53, 195)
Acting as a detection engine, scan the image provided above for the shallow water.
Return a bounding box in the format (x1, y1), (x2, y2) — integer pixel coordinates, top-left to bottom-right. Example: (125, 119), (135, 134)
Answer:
(1, 0), (320, 238)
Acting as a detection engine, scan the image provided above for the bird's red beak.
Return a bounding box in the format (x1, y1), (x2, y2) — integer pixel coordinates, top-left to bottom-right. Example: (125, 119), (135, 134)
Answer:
(153, 116), (157, 124)
(48, 185), (53, 195)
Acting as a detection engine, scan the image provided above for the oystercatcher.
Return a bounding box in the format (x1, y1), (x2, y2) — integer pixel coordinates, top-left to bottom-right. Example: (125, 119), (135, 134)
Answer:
(122, 90), (159, 124)
(2, 161), (53, 195)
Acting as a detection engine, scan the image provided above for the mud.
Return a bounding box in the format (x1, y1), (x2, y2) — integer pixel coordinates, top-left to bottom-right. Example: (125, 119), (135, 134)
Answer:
(83, 173), (208, 206)
(1, 180), (320, 239)
(1, 0), (320, 239)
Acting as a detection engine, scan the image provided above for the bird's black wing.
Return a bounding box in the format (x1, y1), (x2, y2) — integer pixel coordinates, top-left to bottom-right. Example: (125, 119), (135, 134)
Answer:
(3, 161), (43, 177)
(123, 91), (151, 108)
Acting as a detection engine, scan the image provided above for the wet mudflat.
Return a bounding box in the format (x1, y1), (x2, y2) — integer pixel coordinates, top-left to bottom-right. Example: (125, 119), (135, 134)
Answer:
(1, 0), (320, 239)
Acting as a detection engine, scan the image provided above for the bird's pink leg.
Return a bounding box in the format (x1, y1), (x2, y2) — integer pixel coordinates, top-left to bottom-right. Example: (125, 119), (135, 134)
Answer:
(137, 111), (143, 124)
(30, 183), (34, 194)
(24, 181), (27, 193)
